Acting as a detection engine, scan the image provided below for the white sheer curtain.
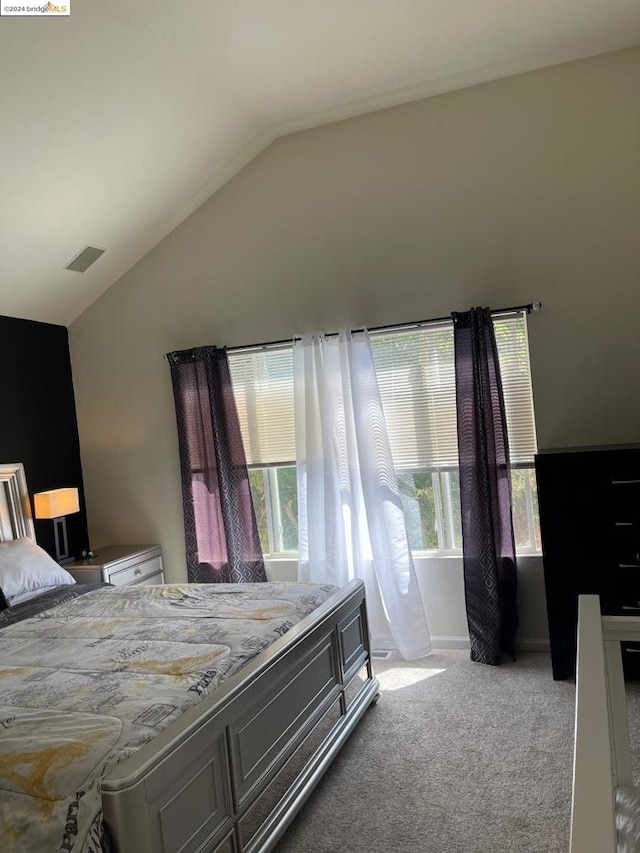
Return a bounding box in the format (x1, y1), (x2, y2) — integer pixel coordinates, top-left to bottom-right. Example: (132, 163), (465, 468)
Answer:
(294, 330), (431, 661)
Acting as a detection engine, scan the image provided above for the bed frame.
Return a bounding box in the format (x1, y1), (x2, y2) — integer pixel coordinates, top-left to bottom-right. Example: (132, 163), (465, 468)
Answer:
(570, 594), (639, 853)
(0, 462), (380, 853)
(0, 462), (35, 542)
(102, 579), (379, 853)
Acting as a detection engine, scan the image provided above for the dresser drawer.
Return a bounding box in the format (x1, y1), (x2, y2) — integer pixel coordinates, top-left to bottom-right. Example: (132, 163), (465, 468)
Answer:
(110, 556), (163, 587)
(604, 597), (640, 616)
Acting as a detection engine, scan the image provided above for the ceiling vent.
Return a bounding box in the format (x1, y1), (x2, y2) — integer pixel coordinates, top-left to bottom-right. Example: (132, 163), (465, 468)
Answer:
(65, 245), (106, 273)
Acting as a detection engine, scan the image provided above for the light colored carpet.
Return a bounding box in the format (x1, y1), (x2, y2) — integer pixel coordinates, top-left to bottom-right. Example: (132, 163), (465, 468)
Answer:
(274, 650), (588, 853)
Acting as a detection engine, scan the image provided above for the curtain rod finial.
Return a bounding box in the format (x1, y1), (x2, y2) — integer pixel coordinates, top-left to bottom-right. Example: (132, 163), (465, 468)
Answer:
(531, 301), (542, 312)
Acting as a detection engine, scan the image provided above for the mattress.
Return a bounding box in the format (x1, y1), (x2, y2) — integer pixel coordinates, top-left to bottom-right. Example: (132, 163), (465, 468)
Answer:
(0, 581), (338, 853)
(0, 583), (106, 628)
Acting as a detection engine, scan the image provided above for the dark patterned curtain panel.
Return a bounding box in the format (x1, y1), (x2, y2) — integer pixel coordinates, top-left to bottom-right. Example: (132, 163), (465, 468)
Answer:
(167, 346), (266, 584)
(452, 308), (518, 665)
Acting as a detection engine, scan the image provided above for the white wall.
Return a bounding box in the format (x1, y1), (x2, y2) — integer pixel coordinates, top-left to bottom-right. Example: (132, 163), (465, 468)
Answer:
(69, 47), (640, 647)
(266, 555), (547, 650)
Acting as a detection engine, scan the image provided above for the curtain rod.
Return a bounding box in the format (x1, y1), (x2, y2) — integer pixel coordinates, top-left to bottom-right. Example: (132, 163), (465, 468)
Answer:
(224, 301), (542, 354)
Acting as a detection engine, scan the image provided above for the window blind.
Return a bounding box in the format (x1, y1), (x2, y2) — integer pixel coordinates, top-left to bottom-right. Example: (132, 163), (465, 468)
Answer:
(229, 312), (537, 469)
(371, 323), (458, 469)
(492, 314), (538, 466)
(228, 347), (296, 466)
(371, 312), (537, 469)
(371, 323), (458, 470)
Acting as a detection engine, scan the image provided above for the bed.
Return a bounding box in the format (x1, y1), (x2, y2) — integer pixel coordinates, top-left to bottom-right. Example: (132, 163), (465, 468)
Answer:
(0, 464), (380, 853)
(571, 594), (640, 853)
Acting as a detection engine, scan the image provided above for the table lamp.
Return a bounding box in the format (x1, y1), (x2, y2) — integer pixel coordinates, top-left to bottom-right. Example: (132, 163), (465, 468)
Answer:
(33, 487), (80, 564)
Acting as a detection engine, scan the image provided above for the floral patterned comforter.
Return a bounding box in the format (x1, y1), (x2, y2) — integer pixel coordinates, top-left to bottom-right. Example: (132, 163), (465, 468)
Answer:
(0, 581), (337, 852)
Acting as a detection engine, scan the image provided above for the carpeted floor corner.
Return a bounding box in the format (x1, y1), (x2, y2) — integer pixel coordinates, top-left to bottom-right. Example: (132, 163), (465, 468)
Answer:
(275, 651), (580, 853)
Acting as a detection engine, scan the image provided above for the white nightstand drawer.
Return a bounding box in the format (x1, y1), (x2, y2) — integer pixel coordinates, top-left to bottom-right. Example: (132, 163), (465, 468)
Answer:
(110, 556), (163, 588)
(130, 572), (164, 588)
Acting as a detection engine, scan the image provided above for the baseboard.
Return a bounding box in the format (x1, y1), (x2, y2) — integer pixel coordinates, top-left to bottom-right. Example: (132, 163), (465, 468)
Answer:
(517, 639), (550, 652)
(430, 636), (470, 650)
(429, 636), (550, 652)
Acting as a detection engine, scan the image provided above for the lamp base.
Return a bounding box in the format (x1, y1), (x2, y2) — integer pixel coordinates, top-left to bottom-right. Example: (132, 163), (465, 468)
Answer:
(53, 516), (72, 563)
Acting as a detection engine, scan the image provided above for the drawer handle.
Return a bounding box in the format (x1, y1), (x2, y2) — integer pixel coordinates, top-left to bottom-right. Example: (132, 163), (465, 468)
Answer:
(621, 605), (640, 611)
(134, 567), (142, 576)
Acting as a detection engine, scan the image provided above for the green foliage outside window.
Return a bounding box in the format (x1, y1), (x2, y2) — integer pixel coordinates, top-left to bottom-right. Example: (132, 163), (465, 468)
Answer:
(249, 466), (298, 554)
(248, 469), (268, 552)
(398, 472), (438, 550)
(276, 466), (298, 551)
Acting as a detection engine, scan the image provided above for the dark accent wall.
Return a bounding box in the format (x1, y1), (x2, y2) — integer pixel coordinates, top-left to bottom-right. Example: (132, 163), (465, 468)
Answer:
(0, 315), (89, 559)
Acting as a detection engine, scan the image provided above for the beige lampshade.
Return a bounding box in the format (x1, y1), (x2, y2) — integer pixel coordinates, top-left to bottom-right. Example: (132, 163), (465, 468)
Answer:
(34, 488), (80, 519)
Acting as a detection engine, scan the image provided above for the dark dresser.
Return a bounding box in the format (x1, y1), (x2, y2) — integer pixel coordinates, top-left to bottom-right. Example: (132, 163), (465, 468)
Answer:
(536, 444), (640, 680)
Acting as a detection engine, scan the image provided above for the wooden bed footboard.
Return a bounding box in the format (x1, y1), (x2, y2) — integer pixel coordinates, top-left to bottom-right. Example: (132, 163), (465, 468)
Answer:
(102, 580), (380, 853)
(570, 595), (640, 853)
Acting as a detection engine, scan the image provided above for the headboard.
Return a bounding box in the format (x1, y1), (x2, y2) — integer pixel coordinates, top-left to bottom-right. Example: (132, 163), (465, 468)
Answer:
(0, 463), (35, 543)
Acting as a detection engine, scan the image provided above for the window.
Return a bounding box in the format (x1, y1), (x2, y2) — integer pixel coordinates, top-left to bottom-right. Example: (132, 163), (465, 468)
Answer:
(228, 347), (298, 554)
(229, 311), (539, 556)
(371, 312), (539, 552)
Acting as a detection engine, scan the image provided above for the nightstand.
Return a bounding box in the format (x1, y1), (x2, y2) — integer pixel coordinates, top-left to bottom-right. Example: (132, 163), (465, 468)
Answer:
(66, 545), (164, 588)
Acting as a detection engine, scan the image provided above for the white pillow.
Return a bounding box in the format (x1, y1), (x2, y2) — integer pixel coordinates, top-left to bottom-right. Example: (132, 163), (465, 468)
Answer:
(0, 537), (75, 602)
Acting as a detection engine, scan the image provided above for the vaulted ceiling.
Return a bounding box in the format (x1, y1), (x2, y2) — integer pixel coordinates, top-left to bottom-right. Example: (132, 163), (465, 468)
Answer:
(1, 0), (638, 326)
